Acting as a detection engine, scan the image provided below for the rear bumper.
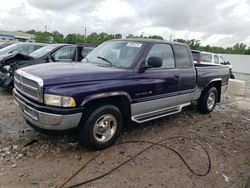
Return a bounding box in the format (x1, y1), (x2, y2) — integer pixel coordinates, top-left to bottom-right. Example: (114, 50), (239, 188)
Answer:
(13, 89), (82, 130)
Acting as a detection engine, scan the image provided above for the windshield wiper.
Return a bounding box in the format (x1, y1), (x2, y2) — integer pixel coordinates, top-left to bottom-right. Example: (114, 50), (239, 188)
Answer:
(97, 56), (112, 66)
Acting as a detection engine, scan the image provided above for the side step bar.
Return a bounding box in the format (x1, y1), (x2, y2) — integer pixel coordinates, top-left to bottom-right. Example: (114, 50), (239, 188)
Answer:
(131, 103), (191, 123)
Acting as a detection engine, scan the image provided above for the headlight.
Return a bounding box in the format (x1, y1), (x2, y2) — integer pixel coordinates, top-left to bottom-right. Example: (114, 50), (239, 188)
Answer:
(44, 94), (76, 107)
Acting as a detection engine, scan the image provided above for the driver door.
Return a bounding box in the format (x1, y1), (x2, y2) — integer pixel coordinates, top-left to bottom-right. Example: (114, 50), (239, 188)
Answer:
(132, 43), (179, 116)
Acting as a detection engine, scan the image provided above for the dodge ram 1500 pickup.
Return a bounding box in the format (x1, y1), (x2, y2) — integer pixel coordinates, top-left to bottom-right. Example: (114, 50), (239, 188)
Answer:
(13, 39), (229, 150)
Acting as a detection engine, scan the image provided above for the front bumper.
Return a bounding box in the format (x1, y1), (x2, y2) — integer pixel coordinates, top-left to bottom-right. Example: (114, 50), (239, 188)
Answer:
(13, 89), (82, 130)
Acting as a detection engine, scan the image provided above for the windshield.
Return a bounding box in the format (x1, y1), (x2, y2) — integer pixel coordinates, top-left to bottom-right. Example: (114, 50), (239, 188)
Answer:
(0, 43), (22, 55)
(82, 41), (144, 68)
(29, 45), (61, 58)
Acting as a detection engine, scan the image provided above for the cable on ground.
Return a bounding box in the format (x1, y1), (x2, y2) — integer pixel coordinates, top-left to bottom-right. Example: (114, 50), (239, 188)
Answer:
(58, 136), (211, 188)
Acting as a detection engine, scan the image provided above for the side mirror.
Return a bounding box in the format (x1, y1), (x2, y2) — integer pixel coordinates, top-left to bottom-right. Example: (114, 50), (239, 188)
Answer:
(147, 56), (163, 68)
(226, 61), (230, 65)
(139, 56), (163, 73)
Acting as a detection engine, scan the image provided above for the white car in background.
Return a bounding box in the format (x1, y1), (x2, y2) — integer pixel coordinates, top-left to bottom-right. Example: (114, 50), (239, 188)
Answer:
(191, 50), (235, 79)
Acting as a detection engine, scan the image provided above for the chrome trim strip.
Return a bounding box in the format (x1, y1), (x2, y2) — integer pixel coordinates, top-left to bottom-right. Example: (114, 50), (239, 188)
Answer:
(132, 89), (196, 103)
(81, 92), (131, 106)
(15, 69), (44, 102)
(16, 69), (44, 87)
(14, 76), (21, 83)
(204, 78), (222, 88)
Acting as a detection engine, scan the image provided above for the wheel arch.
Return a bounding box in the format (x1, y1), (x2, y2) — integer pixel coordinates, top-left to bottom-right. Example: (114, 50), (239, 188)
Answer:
(204, 79), (222, 102)
(81, 92), (132, 125)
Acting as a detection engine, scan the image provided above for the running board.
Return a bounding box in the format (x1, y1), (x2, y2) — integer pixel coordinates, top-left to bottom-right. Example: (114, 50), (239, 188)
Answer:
(131, 103), (191, 123)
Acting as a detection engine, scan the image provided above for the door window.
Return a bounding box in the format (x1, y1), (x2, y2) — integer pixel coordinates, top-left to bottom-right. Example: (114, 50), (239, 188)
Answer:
(200, 53), (212, 63)
(52, 46), (76, 62)
(174, 45), (193, 68)
(219, 56), (226, 64)
(146, 44), (175, 69)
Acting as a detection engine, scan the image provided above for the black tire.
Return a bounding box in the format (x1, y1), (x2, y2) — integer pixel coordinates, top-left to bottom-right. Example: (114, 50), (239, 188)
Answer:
(198, 87), (218, 114)
(78, 105), (123, 150)
(230, 73), (235, 79)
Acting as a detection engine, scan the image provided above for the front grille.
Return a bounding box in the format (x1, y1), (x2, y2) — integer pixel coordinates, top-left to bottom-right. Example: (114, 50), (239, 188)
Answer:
(14, 70), (43, 102)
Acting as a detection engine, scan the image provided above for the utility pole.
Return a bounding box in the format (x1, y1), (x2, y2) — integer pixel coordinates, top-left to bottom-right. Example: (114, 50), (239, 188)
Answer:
(45, 25), (47, 32)
(84, 27), (87, 38)
(140, 32), (144, 38)
(170, 34), (172, 41)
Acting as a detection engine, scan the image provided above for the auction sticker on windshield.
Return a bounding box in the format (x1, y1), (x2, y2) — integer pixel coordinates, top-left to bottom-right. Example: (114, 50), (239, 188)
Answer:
(126, 42), (142, 48)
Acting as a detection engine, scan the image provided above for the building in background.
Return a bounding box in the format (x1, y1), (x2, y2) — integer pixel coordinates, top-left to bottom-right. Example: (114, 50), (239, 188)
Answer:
(0, 30), (35, 42)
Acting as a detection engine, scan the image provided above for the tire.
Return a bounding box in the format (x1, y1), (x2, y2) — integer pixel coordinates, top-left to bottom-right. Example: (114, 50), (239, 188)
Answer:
(230, 73), (235, 79)
(198, 87), (218, 114)
(78, 105), (123, 150)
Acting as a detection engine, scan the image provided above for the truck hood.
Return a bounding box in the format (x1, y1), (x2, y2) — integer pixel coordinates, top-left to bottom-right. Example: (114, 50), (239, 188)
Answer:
(19, 62), (133, 85)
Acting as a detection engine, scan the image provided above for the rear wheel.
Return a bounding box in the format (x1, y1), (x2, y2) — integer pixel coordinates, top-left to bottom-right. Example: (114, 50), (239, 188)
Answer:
(198, 87), (218, 114)
(78, 105), (123, 150)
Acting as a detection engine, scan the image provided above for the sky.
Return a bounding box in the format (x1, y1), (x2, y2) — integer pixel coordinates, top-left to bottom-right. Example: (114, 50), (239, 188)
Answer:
(0, 0), (250, 47)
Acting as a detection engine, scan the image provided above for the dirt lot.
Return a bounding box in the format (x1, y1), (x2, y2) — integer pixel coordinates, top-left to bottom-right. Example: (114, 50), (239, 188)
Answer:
(0, 76), (250, 188)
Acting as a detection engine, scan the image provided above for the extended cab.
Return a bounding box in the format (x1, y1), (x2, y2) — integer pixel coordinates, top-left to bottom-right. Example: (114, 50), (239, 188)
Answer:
(13, 39), (229, 150)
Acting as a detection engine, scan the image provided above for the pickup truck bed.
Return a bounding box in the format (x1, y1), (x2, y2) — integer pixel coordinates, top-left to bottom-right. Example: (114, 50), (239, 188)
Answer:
(13, 39), (229, 150)
(195, 64), (229, 88)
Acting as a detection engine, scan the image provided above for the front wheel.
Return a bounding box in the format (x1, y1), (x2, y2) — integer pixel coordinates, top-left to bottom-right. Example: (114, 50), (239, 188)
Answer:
(78, 105), (123, 150)
(198, 87), (218, 114)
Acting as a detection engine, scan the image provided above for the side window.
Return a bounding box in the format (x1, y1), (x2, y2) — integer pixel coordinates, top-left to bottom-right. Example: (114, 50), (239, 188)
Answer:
(214, 55), (219, 64)
(174, 45), (192, 68)
(52, 46), (76, 62)
(81, 47), (93, 58)
(219, 56), (225, 64)
(200, 53), (212, 63)
(146, 44), (175, 69)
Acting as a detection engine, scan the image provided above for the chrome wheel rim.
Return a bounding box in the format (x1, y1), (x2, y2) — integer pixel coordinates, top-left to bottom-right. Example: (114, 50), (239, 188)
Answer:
(93, 114), (117, 143)
(207, 92), (216, 110)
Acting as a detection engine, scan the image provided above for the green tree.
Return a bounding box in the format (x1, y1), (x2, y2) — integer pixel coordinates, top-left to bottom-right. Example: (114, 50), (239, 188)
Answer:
(186, 39), (201, 50)
(174, 38), (187, 43)
(232, 43), (246, 54)
(147, 35), (163, 40)
(64, 34), (80, 44)
(52, 31), (64, 43)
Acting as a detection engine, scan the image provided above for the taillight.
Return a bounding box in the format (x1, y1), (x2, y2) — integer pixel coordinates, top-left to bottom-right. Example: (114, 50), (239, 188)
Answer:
(196, 60), (201, 64)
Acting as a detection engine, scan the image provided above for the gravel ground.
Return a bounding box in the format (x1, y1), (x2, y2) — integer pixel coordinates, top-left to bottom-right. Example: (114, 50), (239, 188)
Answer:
(0, 74), (250, 188)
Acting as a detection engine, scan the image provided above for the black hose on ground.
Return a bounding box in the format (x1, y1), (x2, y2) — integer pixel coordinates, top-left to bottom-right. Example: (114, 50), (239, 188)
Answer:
(59, 136), (211, 188)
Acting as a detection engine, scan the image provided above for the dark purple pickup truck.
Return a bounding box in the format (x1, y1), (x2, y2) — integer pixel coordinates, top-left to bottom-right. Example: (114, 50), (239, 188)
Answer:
(13, 39), (229, 150)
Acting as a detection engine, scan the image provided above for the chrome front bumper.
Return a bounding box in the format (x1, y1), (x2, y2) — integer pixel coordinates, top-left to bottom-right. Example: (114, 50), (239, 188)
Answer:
(13, 90), (82, 131)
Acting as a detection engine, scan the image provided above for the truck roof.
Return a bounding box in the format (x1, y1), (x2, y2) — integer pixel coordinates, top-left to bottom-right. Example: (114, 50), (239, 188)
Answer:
(111, 38), (188, 46)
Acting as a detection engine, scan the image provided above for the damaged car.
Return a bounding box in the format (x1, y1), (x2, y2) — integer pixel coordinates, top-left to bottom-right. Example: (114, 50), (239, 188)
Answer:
(0, 44), (95, 90)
